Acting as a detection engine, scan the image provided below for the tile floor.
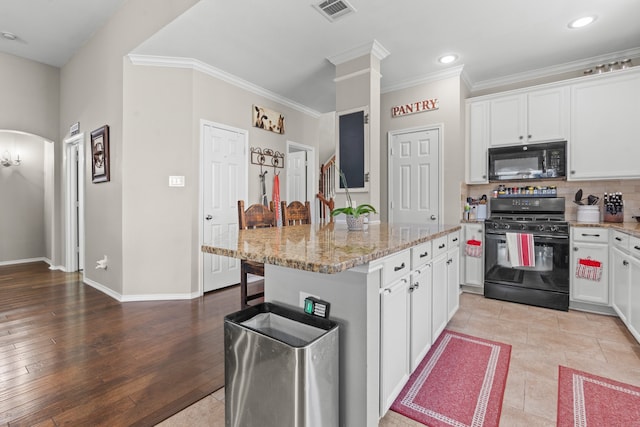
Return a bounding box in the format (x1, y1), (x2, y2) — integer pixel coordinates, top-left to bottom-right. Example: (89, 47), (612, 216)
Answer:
(157, 292), (640, 426)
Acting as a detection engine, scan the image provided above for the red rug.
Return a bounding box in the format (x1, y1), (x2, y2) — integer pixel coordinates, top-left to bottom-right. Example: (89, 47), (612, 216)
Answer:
(390, 330), (511, 427)
(557, 366), (640, 426)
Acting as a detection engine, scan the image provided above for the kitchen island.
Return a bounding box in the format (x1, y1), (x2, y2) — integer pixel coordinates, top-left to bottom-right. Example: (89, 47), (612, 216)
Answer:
(202, 222), (461, 426)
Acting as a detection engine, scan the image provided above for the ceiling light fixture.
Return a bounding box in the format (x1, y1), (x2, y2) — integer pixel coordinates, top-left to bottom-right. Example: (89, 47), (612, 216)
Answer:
(1, 31), (18, 41)
(568, 16), (596, 29)
(438, 54), (458, 64)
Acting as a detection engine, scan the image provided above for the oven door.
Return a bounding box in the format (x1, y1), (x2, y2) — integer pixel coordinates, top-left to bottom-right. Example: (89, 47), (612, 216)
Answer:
(484, 231), (569, 294)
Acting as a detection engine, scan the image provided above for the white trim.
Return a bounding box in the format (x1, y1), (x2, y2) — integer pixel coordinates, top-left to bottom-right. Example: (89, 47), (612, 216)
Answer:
(327, 39), (390, 65)
(470, 46), (640, 92)
(0, 257), (49, 267)
(63, 132), (85, 273)
(128, 54), (321, 118)
(334, 67), (382, 83)
(120, 292), (201, 302)
(382, 65), (465, 93)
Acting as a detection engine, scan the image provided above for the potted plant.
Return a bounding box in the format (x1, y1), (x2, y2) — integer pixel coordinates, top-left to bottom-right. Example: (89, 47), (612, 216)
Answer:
(330, 170), (377, 230)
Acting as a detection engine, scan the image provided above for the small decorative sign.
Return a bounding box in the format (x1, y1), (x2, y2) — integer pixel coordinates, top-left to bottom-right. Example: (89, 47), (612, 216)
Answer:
(70, 122), (80, 136)
(575, 257), (603, 281)
(391, 98), (439, 118)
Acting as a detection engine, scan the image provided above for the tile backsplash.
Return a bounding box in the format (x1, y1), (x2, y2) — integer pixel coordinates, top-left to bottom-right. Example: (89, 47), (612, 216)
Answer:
(463, 179), (640, 222)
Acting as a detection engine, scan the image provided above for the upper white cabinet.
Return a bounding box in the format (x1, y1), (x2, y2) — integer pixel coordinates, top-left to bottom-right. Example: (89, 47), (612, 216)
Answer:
(489, 87), (568, 147)
(466, 101), (490, 183)
(569, 68), (640, 180)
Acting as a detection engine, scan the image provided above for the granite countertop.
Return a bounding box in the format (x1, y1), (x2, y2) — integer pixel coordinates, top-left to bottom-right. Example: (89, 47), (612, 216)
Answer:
(202, 222), (461, 274)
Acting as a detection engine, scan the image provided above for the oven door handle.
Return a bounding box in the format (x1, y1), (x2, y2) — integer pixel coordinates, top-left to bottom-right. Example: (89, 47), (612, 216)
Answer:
(485, 232), (569, 242)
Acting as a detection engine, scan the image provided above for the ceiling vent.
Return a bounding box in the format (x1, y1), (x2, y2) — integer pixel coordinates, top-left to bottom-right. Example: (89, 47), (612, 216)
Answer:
(312, 0), (356, 22)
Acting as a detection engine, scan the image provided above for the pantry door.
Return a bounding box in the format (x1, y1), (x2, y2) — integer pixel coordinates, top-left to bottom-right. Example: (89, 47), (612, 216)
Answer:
(202, 121), (247, 292)
(388, 127), (440, 225)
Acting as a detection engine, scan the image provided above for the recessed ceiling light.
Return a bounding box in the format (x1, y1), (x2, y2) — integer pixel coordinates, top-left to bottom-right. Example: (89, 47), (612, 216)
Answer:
(568, 16), (596, 29)
(1, 31), (18, 41)
(439, 54), (458, 64)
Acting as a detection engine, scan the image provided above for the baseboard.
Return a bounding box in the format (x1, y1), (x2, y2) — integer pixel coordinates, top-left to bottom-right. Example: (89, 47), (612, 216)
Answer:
(569, 300), (617, 316)
(0, 257), (49, 267)
(120, 292), (201, 302)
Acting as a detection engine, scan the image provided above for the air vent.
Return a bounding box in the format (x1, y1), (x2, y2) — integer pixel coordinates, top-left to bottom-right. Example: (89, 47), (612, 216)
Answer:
(312, 0), (356, 22)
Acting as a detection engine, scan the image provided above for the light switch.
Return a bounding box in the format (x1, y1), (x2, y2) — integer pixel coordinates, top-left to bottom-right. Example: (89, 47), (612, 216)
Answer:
(169, 176), (185, 187)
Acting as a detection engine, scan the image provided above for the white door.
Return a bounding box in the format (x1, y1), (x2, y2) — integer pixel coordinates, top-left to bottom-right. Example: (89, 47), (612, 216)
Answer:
(64, 133), (85, 272)
(287, 150), (307, 202)
(389, 128), (440, 224)
(202, 123), (247, 292)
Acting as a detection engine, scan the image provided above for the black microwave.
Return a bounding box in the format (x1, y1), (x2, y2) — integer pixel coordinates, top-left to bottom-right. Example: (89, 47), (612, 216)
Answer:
(488, 141), (566, 181)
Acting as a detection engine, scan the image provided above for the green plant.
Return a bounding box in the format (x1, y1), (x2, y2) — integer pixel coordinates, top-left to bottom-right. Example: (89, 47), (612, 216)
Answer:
(330, 170), (377, 219)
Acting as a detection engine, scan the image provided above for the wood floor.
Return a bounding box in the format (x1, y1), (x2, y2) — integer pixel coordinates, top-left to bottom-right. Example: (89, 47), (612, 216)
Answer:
(0, 262), (245, 426)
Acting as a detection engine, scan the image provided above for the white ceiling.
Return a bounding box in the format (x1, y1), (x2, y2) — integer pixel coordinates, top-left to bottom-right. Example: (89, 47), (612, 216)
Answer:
(3, 0), (640, 114)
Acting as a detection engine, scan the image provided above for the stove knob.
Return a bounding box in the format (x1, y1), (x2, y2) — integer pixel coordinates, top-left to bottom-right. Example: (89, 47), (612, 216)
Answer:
(538, 224), (546, 232)
(550, 225), (559, 232)
(503, 223), (510, 230)
(520, 224), (527, 230)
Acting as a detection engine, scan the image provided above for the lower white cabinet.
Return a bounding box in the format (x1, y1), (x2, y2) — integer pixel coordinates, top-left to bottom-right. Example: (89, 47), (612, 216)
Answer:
(461, 223), (484, 289)
(628, 239), (640, 343)
(409, 261), (432, 371)
(431, 244), (448, 341)
(570, 228), (609, 305)
(379, 276), (410, 415)
(447, 239), (460, 320)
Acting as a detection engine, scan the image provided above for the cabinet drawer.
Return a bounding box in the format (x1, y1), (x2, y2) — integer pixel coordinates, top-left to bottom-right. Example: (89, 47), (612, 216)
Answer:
(448, 231), (461, 248)
(432, 236), (448, 258)
(611, 230), (630, 251)
(411, 241), (432, 267)
(382, 250), (411, 285)
(631, 236), (640, 260)
(572, 227), (608, 243)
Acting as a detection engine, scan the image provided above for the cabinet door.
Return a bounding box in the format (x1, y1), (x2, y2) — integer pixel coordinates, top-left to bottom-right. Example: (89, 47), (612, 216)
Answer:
(629, 256), (640, 344)
(447, 249), (460, 320)
(431, 254), (448, 342)
(466, 101), (489, 183)
(462, 224), (484, 287)
(611, 247), (631, 324)
(380, 277), (410, 415)
(489, 94), (527, 146)
(410, 264), (432, 371)
(571, 242), (609, 305)
(527, 87), (568, 143)
(569, 70), (640, 180)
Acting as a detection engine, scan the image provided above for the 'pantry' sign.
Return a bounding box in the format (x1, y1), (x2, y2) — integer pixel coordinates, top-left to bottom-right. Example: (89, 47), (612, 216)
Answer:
(391, 98), (439, 117)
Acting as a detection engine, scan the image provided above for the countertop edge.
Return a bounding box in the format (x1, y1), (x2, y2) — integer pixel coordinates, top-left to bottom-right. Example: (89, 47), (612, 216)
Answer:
(201, 224), (461, 274)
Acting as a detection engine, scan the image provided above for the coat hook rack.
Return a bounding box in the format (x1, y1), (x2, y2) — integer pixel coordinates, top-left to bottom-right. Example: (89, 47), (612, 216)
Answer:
(251, 147), (284, 174)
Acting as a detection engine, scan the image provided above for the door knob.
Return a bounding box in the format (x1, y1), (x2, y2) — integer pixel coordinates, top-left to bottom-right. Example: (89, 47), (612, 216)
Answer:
(205, 215), (213, 220)
(430, 215), (437, 220)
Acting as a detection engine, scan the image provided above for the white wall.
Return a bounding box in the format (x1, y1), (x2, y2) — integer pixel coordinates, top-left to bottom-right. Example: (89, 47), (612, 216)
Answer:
(380, 75), (466, 225)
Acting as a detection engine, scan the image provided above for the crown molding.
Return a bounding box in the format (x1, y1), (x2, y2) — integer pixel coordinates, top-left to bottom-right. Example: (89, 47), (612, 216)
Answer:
(333, 67), (382, 83)
(127, 54), (322, 118)
(381, 65), (465, 93)
(470, 46), (640, 91)
(327, 39), (390, 65)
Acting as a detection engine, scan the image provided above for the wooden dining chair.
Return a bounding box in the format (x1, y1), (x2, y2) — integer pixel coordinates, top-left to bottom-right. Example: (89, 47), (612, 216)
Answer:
(281, 200), (312, 226)
(237, 200), (276, 307)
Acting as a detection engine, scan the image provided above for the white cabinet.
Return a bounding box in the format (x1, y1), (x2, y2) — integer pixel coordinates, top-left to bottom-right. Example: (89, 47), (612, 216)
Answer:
(447, 232), (461, 320)
(611, 247), (631, 323)
(409, 242), (432, 371)
(379, 263), (410, 415)
(466, 101), (489, 183)
(569, 68), (640, 180)
(431, 236), (448, 342)
(629, 237), (640, 343)
(461, 223), (484, 289)
(570, 228), (609, 305)
(489, 87), (568, 147)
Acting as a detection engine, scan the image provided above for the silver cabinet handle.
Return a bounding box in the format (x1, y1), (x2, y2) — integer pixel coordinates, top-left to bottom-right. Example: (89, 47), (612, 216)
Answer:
(420, 251), (429, 258)
(394, 262), (406, 272)
(430, 215), (437, 220)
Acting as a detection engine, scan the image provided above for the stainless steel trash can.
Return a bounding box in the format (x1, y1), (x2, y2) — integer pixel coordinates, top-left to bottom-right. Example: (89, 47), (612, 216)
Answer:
(224, 302), (339, 427)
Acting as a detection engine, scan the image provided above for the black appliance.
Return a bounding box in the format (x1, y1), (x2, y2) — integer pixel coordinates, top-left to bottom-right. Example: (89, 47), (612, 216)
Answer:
(488, 141), (566, 181)
(484, 197), (569, 311)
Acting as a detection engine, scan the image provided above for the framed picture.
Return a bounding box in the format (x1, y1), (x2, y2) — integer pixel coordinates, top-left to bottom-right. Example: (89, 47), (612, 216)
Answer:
(91, 125), (110, 183)
(253, 104), (285, 134)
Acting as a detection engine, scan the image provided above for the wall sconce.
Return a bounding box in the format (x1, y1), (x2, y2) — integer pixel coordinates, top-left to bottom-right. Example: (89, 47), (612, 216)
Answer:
(1, 150), (21, 167)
